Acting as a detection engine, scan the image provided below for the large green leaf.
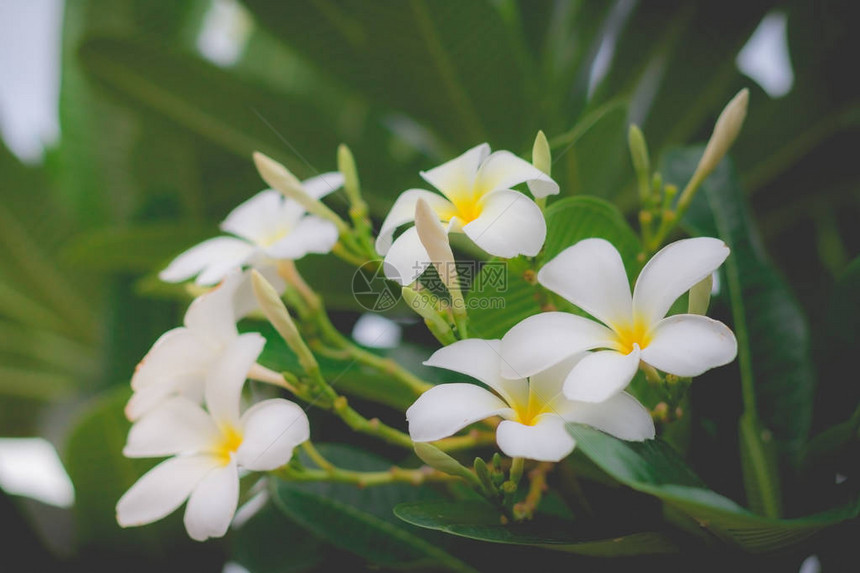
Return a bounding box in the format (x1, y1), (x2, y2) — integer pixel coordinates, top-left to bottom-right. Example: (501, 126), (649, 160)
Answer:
(268, 444), (476, 572)
(568, 425), (860, 553)
(663, 147), (815, 517)
(542, 196), (642, 269)
(466, 257), (542, 340)
(394, 500), (679, 556)
(242, 0), (534, 151)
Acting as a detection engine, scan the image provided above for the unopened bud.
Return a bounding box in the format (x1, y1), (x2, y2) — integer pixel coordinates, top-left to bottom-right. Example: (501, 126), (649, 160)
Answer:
(337, 144), (362, 206)
(413, 443), (481, 487)
(253, 151), (349, 233)
(695, 89), (749, 181)
(414, 198), (460, 294)
(628, 125), (651, 201)
(532, 130), (551, 176)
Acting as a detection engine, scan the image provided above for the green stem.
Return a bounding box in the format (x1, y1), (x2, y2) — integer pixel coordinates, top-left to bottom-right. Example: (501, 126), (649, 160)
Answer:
(276, 463), (458, 487)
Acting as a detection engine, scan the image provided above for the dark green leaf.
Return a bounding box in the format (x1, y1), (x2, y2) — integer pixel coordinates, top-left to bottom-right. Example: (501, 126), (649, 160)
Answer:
(466, 257), (542, 340)
(269, 444), (476, 572)
(664, 147), (815, 515)
(232, 502), (325, 573)
(568, 425), (860, 553)
(394, 500), (679, 556)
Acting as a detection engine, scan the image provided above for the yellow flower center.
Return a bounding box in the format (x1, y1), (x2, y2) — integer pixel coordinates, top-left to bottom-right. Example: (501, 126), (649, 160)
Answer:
(449, 194), (483, 224)
(512, 387), (551, 426)
(213, 425), (243, 465)
(259, 227), (290, 247)
(612, 318), (653, 355)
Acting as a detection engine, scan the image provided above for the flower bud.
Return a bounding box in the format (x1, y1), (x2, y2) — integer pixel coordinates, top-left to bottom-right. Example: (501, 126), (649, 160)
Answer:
(532, 130), (551, 176)
(414, 198), (460, 295)
(413, 443), (481, 487)
(695, 89), (749, 181)
(337, 144), (362, 206)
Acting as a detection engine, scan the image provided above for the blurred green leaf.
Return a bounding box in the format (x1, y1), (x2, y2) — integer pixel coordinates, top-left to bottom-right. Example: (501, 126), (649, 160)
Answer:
(77, 35), (340, 179)
(568, 424), (860, 553)
(63, 386), (183, 552)
(232, 502), (326, 573)
(550, 100), (630, 199)
(394, 500), (679, 556)
(269, 444), (476, 572)
(243, 0), (534, 151)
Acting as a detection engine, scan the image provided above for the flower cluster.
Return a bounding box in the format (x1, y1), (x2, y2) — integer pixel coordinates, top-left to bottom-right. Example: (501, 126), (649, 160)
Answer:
(119, 94), (746, 540)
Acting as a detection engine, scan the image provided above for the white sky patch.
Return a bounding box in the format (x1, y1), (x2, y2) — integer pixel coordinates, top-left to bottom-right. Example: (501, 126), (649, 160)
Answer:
(736, 11), (794, 98)
(0, 0), (63, 163)
(352, 313), (402, 349)
(0, 437), (75, 508)
(196, 0), (252, 68)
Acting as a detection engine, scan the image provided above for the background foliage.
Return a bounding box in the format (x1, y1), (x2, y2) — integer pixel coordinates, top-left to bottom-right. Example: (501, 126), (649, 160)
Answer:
(1, 0), (859, 570)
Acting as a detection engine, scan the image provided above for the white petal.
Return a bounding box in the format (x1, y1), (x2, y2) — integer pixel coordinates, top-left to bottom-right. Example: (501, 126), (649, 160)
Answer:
(301, 171), (344, 199)
(419, 143), (490, 198)
(205, 333), (266, 427)
(236, 399), (309, 471)
(495, 416), (575, 462)
(264, 216), (339, 259)
(221, 190), (294, 245)
(232, 267), (286, 320)
(641, 314), (737, 377)
(159, 237), (256, 286)
(131, 328), (214, 391)
(116, 454), (219, 528)
(382, 226), (431, 285)
(462, 190), (546, 258)
(632, 237), (730, 325)
(183, 272), (242, 343)
(537, 238), (633, 329)
(124, 397), (220, 458)
(406, 384), (513, 442)
(560, 392), (655, 441)
(474, 150), (559, 198)
(423, 339), (528, 406)
(183, 460), (239, 541)
(375, 189), (455, 255)
(529, 353), (587, 408)
(562, 347), (641, 403)
(500, 312), (617, 379)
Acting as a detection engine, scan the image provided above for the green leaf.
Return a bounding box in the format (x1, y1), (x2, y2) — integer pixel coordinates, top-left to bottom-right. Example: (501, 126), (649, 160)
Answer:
(232, 502), (326, 573)
(542, 196), (642, 269)
(394, 500), (679, 556)
(269, 444), (476, 572)
(549, 100), (630, 199)
(568, 424), (860, 553)
(77, 35), (341, 179)
(467, 257), (542, 340)
(243, 0), (534, 150)
(63, 386), (185, 551)
(664, 147), (816, 516)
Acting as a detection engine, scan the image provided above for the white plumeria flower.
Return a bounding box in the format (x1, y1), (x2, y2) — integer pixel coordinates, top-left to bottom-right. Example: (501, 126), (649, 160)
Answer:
(500, 237), (738, 403)
(377, 143), (558, 285)
(160, 172), (344, 286)
(126, 269), (283, 420)
(406, 339), (654, 462)
(117, 334), (309, 542)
